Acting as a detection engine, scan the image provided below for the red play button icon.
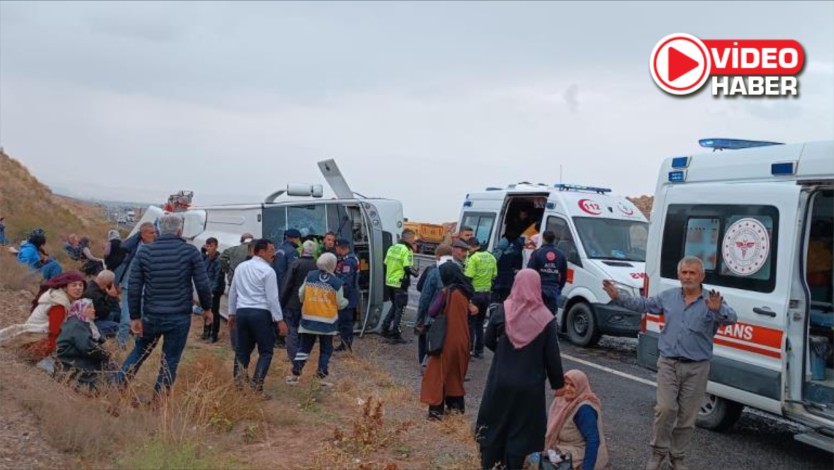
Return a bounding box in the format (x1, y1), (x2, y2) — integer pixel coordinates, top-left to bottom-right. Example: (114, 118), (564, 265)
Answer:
(668, 46), (700, 82)
(650, 33), (712, 95)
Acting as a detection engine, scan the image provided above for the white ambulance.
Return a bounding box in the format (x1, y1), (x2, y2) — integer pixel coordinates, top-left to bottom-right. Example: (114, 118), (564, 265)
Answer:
(459, 183), (650, 346)
(131, 160), (404, 334)
(637, 139), (834, 450)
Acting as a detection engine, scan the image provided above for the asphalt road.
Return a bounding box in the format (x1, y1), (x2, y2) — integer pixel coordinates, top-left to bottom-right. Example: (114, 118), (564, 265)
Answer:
(359, 254), (833, 470)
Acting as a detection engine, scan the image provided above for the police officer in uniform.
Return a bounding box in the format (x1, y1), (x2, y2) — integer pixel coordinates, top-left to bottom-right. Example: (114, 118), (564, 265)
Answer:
(334, 238), (359, 351)
(527, 230), (567, 314)
(381, 229), (417, 344)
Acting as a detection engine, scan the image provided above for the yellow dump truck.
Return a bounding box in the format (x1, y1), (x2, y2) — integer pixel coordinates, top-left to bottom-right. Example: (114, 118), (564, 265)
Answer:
(403, 221), (447, 254)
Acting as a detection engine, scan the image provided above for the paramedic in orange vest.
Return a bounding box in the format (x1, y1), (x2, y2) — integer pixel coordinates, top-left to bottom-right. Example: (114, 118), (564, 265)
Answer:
(603, 256), (737, 470)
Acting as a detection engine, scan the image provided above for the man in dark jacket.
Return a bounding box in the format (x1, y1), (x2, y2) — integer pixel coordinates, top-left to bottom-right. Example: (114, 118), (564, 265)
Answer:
(118, 214), (213, 396)
(334, 238), (360, 351)
(279, 240), (318, 362)
(83, 270), (121, 338)
(527, 230), (568, 314)
(115, 222), (156, 349)
(202, 237), (226, 343)
(492, 233), (524, 304)
(273, 229), (301, 290)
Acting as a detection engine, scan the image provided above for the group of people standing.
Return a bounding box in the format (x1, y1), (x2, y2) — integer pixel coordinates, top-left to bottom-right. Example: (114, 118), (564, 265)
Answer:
(394, 224), (736, 470)
(1, 216), (362, 400)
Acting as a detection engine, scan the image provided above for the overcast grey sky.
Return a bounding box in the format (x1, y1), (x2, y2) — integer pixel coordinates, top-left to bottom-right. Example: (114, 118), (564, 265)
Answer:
(1, 1), (832, 221)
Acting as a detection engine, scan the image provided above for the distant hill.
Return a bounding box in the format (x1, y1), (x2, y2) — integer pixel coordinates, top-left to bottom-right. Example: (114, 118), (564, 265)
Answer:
(0, 149), (115, 260)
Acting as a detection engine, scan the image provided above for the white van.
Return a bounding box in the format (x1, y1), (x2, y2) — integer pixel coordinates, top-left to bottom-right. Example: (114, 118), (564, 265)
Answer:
(459, 183), (649, 346)
(637, 139), (834, 450)
(131, 160), (404, 334)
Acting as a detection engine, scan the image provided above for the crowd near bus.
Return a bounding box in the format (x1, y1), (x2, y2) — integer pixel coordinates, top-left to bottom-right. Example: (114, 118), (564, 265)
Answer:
(0, 140), (832, 469)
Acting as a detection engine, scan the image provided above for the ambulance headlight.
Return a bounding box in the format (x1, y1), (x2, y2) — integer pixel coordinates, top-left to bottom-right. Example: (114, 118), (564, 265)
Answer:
(612, 281), (637, 299)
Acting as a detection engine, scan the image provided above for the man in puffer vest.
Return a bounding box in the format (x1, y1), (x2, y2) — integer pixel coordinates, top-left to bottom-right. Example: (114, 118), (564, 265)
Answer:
(287, 253), (348, 386)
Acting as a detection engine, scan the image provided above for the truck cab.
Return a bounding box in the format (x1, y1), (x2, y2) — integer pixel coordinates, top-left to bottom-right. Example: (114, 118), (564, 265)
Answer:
(459, 183), (649, 346)
(638, 139), (834, 451)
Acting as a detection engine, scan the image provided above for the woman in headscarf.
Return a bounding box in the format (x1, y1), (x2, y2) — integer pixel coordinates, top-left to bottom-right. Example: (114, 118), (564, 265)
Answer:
(545, 369), (610, 470)
(55, 299), (113, 393)
(289, 252), (348, 386)
(476, 269), (564, 470)
(419, 261), (473, 420)
(0, 271), (87, 361)
(103, 229), (126, 272)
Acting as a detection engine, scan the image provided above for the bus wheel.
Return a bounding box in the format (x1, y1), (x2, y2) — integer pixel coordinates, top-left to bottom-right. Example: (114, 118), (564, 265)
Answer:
(566, 303), (601, 347)
(697, 393), (743, 431)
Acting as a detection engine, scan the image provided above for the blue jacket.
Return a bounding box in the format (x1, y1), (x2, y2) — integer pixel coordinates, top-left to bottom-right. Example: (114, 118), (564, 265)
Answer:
(527, 243), (568, 294)
(17, 241), (41, 268)
(416, 265), (442, 326)
(272, 240), (299, 289)
(336, 253), (360, 309)
(128, 235), (212, 319)
(204, 252), (225, 295)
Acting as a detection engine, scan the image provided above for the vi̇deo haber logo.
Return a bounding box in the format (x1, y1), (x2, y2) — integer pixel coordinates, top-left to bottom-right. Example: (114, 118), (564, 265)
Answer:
(650, 33), (804, 97)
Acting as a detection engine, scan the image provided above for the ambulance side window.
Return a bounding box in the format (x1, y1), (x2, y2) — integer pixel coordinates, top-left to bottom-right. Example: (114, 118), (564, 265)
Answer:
(546, 216), (580, 265)
(462, 212), (496, 246)
(661, 204), (779, 293)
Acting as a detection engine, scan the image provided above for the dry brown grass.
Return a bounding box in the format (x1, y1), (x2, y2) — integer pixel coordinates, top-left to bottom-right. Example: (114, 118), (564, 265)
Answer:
(0, 303), (480, 470)
(0, 253), (39, 292)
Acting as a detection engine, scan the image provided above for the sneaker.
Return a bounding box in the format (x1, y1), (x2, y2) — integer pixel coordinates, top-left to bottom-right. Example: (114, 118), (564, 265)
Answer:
(285, 375), (300, 385)
(387, 336), (408, 345)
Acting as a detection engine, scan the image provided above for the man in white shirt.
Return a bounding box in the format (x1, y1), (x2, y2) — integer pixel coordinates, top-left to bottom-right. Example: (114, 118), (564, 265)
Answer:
(228, 238), (288, 394)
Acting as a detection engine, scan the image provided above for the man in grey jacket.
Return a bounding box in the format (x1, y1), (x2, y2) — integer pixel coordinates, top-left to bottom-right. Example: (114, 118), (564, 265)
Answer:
(603, 256), (737, 470)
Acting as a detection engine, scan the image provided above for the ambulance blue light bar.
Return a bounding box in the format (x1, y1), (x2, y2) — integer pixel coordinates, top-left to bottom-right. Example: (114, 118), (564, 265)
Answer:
(671, 156), (690, 168)
(553, 184), (612, 194)
(668, 170), (687, 183)
(771, 162), (796, 176)
(698, 138), (784, 151)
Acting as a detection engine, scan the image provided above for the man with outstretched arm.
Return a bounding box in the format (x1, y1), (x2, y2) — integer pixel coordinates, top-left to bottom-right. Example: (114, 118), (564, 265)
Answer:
(603, 256), (737, 470)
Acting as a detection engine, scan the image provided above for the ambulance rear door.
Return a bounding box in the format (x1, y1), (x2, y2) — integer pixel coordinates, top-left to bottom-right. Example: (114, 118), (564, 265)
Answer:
(658, 181), (799, 415)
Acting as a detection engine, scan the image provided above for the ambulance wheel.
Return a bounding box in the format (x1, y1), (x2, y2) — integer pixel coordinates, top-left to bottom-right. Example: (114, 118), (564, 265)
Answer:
(697, 394), (743, 431)
(566, 303), (601, 347)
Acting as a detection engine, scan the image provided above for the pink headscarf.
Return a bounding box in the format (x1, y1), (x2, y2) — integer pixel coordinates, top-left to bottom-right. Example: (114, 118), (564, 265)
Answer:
(67, 299), (94, 323)
(503, 269), (554, 349)
(67, 299), (102, 340)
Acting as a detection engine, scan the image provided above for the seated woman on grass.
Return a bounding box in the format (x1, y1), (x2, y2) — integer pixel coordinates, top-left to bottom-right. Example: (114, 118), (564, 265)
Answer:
(55, 299), (115, 393)
(0, 271), (86, 365)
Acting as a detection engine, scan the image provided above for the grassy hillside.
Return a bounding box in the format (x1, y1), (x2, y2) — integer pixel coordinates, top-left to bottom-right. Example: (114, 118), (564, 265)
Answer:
(0, 149), (115, 264)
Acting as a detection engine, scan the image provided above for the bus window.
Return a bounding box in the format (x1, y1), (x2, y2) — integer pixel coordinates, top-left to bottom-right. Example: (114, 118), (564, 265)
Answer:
(288, 205), (327, 239)
(262, 206), (287, 244)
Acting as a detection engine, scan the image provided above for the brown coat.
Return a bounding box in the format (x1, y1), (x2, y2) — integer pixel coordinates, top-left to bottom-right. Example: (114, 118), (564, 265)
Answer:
(552, 401), (610, 470)
(420, 288), (470, 406)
